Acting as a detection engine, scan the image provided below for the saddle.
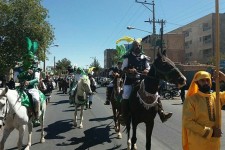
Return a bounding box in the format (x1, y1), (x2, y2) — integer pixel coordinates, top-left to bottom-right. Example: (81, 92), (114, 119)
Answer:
(17, 88), (45, 117)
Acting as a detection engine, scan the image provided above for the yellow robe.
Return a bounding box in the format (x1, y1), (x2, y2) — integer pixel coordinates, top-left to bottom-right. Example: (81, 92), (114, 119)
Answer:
(182, 90), (225, 150)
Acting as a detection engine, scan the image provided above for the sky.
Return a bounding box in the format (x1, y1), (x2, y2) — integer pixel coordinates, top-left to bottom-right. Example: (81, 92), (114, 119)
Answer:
(41, 0), (225, 69)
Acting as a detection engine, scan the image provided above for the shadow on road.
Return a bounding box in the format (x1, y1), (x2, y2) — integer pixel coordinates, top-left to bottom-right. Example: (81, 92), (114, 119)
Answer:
(89, 116), (113, 122)
(172, 103), (183, 105)
(43, 119), (74, 139)
(56, 124), (123, 150)
(51, 99), (68, 105)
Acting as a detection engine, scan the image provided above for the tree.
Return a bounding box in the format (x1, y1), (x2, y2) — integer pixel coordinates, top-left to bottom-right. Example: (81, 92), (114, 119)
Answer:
(55, 58), (71, 75)
(0, 0), (54, 77)
(89, 58), (101, 71)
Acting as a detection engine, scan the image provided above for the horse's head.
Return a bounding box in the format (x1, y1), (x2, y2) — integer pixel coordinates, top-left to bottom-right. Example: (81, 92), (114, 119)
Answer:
(0, 88), (9, 129)
(150, 50), (186, 88)
(80, 75), (92, 94)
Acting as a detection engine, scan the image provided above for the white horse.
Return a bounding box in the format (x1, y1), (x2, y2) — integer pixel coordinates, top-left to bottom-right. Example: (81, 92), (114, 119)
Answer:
(0, 87), (46, 150)
(73, 75), (92, 128)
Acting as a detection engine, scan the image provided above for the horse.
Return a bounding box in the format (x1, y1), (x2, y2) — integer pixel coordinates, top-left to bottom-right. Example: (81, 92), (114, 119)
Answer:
(125, 51), (186, 150)
(110, 74), (123, 139)
(73, 75), (92, 129)
(0, 87), (47, 150)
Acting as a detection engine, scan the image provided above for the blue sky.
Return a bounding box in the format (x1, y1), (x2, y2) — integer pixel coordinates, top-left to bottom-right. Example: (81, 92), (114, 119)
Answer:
(42, 0), (225, 69)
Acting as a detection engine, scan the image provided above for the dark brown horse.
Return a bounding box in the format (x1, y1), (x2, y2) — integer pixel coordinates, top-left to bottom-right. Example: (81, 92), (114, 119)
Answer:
(110, 76), (123, 139)
(126, 51), (186, 150)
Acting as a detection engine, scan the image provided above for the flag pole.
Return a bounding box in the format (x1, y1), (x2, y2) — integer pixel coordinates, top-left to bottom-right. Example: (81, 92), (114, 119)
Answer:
(215, 0), (220, 128)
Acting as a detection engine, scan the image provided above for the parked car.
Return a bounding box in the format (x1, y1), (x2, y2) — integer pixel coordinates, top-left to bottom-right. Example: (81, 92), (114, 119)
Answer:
(99, 77), (111, 87)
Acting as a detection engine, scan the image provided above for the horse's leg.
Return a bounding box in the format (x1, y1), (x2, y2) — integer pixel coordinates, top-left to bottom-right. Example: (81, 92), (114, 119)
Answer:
(25, 122), (32, 150)
(126, 116), (131, 150)
(79, 105), (84, 129)
(131, 121), (138, 150)
(74, 105), (78, 127)
(40, 104), (46, 143)
(111, 101), (117, 131)
(18, 125), (26, 150)
(0, 126), (14, 150)
(146, 122), (154, 150)
(117, 108), (122, 139)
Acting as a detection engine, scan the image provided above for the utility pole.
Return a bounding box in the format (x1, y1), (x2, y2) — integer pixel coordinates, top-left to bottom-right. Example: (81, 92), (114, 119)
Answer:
(54, 56), (56, 74)
(159, 19), (166, 52)
(135, 0), (156, 60)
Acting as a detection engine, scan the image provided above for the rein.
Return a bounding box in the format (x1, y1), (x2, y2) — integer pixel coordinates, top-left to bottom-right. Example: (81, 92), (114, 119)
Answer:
(0, 97), (9, 123)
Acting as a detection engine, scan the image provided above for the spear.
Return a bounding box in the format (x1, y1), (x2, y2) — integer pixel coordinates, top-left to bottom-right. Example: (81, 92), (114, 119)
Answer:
(215, 0), (220, 128)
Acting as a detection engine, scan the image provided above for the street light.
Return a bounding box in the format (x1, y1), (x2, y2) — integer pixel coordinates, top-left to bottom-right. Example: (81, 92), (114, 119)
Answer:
(43, 44), (59, 73)
(127, 26), (152, 34)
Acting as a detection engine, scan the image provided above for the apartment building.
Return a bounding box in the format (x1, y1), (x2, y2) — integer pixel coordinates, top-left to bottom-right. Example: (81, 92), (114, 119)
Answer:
(169, 13), (225, 64)
(104, 49), (116, 69)
(142, 33), (185, 63)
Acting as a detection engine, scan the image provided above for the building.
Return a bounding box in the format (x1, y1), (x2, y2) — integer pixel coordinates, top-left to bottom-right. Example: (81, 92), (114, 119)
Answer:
(142, 33), (185, 63)
(104, 49), (116, 69)
(169, 13), (225, 64)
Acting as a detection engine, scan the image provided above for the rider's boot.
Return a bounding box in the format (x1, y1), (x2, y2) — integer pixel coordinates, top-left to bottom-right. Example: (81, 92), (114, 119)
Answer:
(119, 99), (129, 126)
(33, 101), (41, 127)
(157, 99), (172, 123)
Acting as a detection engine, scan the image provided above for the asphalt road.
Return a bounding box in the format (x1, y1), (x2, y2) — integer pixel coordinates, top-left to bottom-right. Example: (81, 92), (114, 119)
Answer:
(1, 87), (225, 150)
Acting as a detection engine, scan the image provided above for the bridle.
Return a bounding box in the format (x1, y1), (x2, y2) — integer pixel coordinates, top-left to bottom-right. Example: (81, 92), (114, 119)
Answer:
(151, 63), (180, 81)
(0, 96), (9, 125)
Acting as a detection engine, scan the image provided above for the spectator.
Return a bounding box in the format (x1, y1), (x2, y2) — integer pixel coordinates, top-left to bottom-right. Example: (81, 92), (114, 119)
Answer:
(180, 85), (186, 104)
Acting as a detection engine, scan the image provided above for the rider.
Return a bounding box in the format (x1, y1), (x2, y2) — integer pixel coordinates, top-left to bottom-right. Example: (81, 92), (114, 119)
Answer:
(69, 67), (85, 104)
(88, 73), (97, 108)
(18, 55), (42, 126)
(105, 62), (123, 105)
(17, 38), (44, 127)
(119, 39), (172, 126)
(104, 67), (114, 105)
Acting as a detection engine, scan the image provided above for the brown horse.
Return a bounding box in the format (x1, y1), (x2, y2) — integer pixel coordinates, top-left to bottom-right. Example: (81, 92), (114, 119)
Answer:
(110, 76), (123, 139)
(125, 51), (186, 150)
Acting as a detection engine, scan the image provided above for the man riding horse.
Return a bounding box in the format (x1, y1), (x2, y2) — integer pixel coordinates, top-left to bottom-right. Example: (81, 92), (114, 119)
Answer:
(69, 66), (86, 104)
(17, 37), (45, 127)
(119, 39), (172, 126)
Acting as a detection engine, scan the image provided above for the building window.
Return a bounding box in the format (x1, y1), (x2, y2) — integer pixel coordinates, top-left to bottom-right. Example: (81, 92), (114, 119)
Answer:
(202, 48), (212, 57)
(183, 31), (189, 37)
(183, 28), (192, 37)
(203, 35), (211, 44)
(185, 40), (192, 49)
(202, 23), (211, 31)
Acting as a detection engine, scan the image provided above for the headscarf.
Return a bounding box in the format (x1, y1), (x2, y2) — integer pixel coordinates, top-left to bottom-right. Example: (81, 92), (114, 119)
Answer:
(77, 67), (86, 75)
(186, 71), (211, 98)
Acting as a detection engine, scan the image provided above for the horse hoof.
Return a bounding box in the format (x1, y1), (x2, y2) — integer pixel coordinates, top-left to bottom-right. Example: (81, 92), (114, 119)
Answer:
(74, 121), (77, 127)
(134, 144), (137, 150)
(79, 124), (83, 129)
(41, 138), (45, 143)
(24, 146), (30, 150)
(127, 139), (131, 150)
(117, 132), (122, 139)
